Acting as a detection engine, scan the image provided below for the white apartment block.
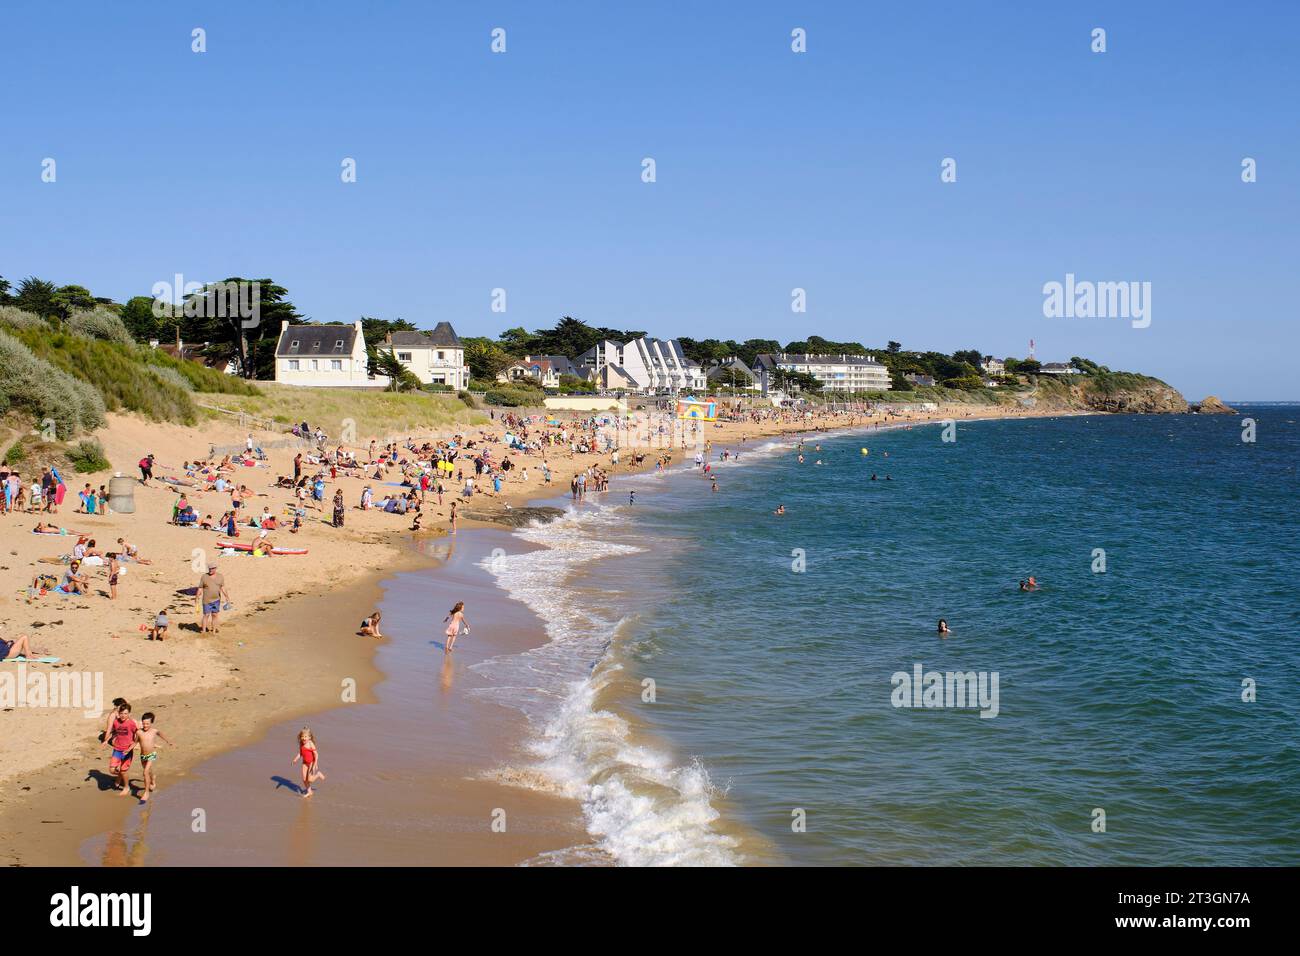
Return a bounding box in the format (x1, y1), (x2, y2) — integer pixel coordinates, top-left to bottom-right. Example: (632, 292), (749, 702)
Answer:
(752, 353), (892, 395)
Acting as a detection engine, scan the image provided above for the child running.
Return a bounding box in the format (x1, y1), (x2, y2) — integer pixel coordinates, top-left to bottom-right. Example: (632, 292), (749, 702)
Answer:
(443, 601), (470, 652)
(101, 701), (138, 797)
(134, 712), (174, 803)
(292, 727), (326, 797)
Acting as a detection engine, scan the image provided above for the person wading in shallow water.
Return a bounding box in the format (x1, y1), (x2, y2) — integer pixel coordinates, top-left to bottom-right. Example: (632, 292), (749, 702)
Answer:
(443, 601), (470, 652)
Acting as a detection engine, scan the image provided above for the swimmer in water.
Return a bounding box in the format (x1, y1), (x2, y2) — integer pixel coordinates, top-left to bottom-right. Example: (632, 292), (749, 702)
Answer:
(937, 619), (950, 636)
(774, 505), (785, 515)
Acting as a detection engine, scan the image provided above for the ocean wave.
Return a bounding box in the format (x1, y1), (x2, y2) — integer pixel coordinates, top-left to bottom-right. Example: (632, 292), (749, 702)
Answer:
(472, 503), (740, 866)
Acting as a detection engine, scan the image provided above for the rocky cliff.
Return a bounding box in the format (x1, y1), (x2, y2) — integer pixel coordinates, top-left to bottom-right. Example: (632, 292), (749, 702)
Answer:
(1027, 373), (1191, 414)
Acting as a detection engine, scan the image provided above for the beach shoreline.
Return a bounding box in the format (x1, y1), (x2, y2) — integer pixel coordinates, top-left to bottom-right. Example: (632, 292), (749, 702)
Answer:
(0, 401), (1094, 866)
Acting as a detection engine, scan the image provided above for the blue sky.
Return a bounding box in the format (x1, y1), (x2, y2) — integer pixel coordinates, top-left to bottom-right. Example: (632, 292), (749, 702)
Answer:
(2, 1), (1296, 399)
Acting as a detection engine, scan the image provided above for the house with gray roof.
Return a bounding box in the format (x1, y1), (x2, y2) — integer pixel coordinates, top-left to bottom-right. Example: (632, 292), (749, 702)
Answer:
(375, 321), (471, 388)
(274, 319), (378, 387)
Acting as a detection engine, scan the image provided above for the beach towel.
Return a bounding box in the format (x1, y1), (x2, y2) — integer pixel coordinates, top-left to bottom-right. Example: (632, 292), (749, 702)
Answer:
(1, 657), (61, 664)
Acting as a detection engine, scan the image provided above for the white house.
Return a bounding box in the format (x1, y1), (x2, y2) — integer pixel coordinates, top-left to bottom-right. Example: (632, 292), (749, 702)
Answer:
(376, 322), (471, 389)
(752, 353), (892, 395)
(577, 337), (707, 394)
(1036, 362), (1082, 376)
(274, 320), (377, 387)
(981, 356), (1006, 376)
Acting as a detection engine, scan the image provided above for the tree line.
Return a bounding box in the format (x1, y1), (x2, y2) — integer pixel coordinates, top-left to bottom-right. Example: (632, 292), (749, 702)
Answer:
(2, 273), (1098, 390)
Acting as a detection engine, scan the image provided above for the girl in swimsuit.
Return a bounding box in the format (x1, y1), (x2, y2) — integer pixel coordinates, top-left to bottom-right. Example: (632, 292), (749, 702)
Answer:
(444, 601), (469, 652)
(292, 727), (325, 797)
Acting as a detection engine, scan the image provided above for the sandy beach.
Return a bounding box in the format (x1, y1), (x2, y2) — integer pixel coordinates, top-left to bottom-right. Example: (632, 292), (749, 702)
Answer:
(0, 396), (1084, 866)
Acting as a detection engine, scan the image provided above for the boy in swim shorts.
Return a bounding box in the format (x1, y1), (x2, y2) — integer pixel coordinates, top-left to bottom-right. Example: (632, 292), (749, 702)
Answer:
(102, 702), (138, 797)
(134, 712), (174, 803)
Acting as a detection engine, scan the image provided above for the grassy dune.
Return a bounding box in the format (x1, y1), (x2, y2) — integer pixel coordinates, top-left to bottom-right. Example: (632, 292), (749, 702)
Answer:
(201, 382), (487, 440)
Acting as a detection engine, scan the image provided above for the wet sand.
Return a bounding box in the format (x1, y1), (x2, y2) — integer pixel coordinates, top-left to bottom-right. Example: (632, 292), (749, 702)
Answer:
(77, 531), (589, 866)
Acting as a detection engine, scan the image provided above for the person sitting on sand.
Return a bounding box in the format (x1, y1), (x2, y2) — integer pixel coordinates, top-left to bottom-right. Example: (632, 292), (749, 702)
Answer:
(253, 529), (276, 556)
(148, 610), (169, 641)
(62, 560), (88, 595)
(360, 612), (383, 639)
(116, 538), (153, 565)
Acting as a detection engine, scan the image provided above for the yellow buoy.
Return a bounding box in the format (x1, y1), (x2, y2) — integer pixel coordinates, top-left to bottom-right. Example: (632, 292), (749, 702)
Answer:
(860, 448), (869, 455)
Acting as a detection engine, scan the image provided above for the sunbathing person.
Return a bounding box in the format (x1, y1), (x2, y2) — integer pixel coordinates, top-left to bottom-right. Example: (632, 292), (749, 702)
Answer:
(1, 633), (46, 660)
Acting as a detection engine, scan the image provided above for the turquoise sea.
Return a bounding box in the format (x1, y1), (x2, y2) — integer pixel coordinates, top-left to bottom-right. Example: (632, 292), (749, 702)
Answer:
(483, 406), (1300, 865)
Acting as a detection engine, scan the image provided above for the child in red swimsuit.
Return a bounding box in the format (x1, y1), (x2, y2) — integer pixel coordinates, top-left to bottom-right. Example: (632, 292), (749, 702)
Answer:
(292, 727), (326, 798)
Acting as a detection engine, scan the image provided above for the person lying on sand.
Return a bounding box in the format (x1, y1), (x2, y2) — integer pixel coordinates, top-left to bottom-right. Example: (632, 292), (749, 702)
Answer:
(1, 632), (46, 660)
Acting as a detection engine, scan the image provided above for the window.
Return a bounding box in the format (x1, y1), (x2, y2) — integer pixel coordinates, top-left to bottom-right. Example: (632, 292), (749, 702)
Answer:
(311, 340), (321, 351)
(309, 360), (318, 371)
(334, 339), (345, 352)
(290, 340), (300, 350)
(397, 352), (412, 362)
(437, 351), (444, 361)
(330, 360), (342, 371)
(287, 360), (300, 371)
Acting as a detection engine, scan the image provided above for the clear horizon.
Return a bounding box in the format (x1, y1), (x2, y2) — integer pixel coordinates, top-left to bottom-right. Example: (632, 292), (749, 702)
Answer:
(2, 1), (1296, 400)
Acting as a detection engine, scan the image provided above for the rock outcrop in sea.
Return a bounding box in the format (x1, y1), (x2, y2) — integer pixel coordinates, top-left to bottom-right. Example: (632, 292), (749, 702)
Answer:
(1191, 395), (1236, 414)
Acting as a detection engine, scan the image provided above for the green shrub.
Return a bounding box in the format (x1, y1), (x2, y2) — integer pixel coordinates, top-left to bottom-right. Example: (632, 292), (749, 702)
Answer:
(483, 388), (540, 407)
(0, 305), (50, 332)
(138, 347), (260, 395)
(4, 442), (24, 465)
(67, 438), (110, 473)
(149, 365), (193, 392)
(12, 327), (195, 423)
(68, 308), (134, 345)
(457, 389), (476, 408)
(0, 329), (107, 438)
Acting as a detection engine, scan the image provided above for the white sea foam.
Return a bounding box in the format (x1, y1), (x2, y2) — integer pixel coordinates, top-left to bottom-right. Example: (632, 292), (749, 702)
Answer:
(473, 506), (740, 866)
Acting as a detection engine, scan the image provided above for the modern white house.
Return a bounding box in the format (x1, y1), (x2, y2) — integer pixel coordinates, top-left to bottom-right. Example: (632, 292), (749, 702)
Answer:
(376, 322), (471, 389)
(1036, 362), (1082, 376)
(274, 320), (377, 387)
(752, 353), (892, 395)
(577, 337), (707, 394)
